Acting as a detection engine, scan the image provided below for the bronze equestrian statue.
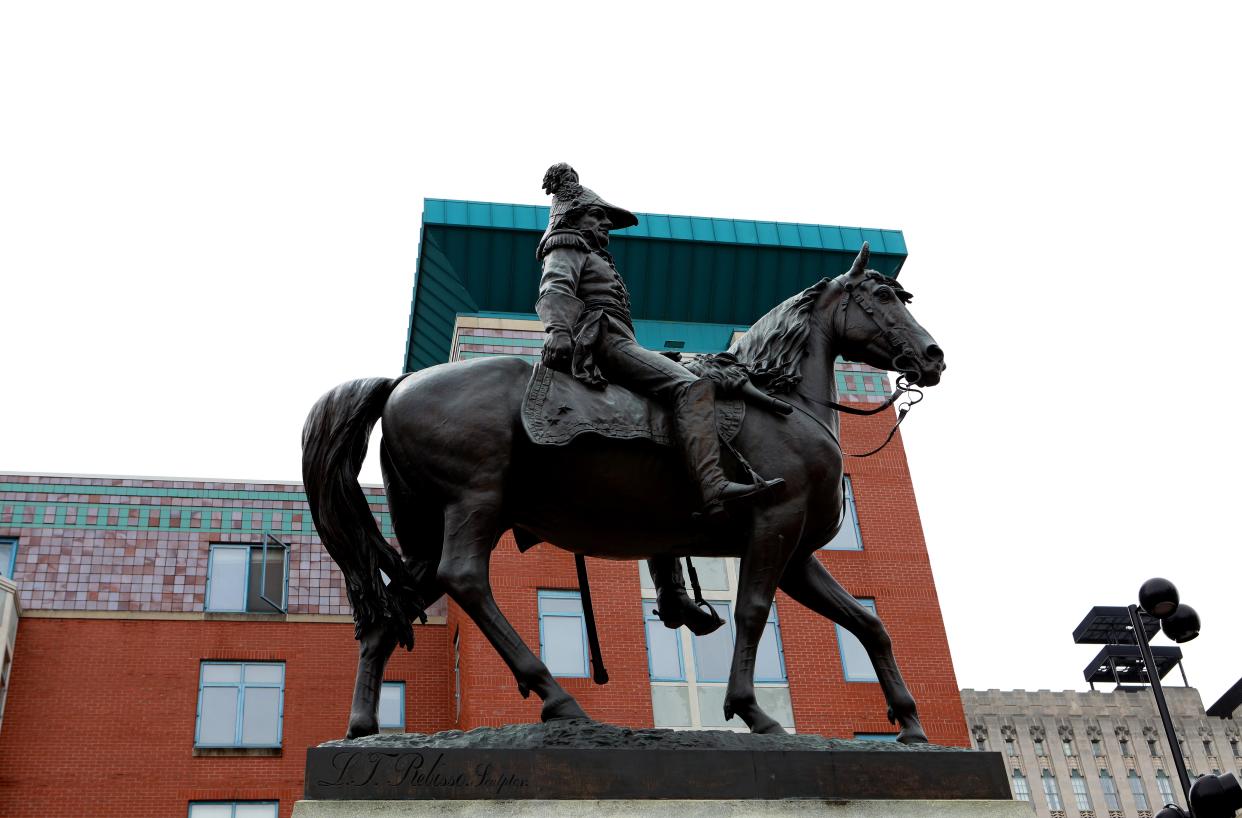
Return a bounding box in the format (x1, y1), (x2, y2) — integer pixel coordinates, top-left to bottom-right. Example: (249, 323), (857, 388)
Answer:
(302, 165), (946, 742)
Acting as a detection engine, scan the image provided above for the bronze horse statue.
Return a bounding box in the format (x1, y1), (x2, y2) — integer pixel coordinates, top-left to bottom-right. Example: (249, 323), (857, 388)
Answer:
(302, 244), (945, 742)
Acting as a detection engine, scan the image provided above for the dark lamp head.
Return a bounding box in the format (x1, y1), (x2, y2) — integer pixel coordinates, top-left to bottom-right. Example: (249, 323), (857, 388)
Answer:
(1161, 603), (1200, 643)
(1154, 806), (1189, 818)
(1189, 771), (1242, 818)
(1139, 577), (1180, 619)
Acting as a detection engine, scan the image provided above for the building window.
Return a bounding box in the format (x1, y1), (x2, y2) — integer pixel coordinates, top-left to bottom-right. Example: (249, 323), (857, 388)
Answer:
(538, 590), (589, 678)
(977, 737), (987, 751)
(0, 538), (16, 579)
(1157, 770), (1177, 806)
(822, 476), (862, 550)
(378, 682), (404, 730)
(1120, 738), (1132, 757)
(1100, 769), (1121, 811)
(1042, 770), (1063, 811)
(1006, 738), (1018, 756)
(1063, 738), (1075, 757)
(195, 662), (284, 748)
(1232, 737), (1240, 758)
(1204, 739), (1215, 756)
(1150, 738), (1161, 757)
(205, 538), (288, 613)
(188, 803), (278, 818)
(1034, 738), (1046, 757)
(836, 598), (879, 682)
(1012, 770), (1031, 801)
(1071, 770), (1092, 811)
(1092, 738), (1103, 757)
(641, 558), (793, 731)
(1128, 770), (1150, 811)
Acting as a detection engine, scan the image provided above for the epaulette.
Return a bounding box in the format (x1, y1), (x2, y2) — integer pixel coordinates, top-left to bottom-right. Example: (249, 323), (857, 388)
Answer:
(536, 229), (591, 261)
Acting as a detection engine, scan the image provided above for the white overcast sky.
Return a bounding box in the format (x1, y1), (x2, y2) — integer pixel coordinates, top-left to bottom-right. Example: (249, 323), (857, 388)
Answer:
(2, 2), (1239, 709)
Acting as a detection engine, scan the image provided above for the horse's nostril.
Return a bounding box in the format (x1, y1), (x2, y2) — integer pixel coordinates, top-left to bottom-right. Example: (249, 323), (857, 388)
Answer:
(925, 344), (944, 362)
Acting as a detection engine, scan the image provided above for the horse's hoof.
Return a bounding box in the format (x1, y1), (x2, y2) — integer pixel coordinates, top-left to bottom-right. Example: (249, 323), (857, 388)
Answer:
(541, 694), (589, 722)
(897, 725), (929, 744)
(346, 716), (378, 740)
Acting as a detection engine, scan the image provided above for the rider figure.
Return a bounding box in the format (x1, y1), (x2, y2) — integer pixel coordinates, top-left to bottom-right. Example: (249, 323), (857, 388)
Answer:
(535, 163), (783, 636)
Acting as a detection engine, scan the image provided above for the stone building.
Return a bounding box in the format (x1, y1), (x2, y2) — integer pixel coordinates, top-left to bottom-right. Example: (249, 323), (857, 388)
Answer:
(961, 687), (1242, 818)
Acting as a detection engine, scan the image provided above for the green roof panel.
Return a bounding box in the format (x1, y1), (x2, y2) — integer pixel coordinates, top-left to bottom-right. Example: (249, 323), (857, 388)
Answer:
(405, 198), (909, 373)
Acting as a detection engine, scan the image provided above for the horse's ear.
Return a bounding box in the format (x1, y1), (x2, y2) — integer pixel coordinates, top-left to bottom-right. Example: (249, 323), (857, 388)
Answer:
(847, 242), (870, 277)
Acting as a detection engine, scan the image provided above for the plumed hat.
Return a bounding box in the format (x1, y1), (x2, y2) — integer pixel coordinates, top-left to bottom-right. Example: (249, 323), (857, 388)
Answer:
(540, 163), (639, 236)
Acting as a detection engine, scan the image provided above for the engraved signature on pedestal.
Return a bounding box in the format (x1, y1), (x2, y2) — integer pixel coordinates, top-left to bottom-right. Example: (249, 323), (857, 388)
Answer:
(317, 750), (527, 794)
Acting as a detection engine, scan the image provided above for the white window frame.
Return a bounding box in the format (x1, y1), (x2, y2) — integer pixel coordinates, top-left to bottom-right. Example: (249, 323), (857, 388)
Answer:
(641, 558), (793, 732)
(194, 661), (285, 748)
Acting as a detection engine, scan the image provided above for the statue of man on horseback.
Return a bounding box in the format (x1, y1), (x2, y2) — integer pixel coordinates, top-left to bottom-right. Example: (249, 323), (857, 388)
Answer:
(302, 163), (947, 741)
(534, 163), (784, 635)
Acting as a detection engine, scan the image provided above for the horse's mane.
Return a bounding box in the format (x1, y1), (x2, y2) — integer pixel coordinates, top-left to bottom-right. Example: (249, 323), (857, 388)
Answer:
(730, 277), (834, 394)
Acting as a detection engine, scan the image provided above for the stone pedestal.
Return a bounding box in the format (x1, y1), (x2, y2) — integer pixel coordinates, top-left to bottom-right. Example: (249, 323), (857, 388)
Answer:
(300, 721), (1015, 813)
(293, 799), (1031, 817)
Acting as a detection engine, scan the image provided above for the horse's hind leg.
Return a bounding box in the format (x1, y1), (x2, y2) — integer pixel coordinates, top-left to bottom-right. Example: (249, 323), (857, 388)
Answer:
(346, 621), (400, 738)
(437, 498), (588, 722)
(778, 555), (928, 744)
(344, 448), (445, 739)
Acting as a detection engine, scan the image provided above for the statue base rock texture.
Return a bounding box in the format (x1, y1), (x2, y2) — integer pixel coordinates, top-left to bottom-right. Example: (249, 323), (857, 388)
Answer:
(303, 720), (1007, 802)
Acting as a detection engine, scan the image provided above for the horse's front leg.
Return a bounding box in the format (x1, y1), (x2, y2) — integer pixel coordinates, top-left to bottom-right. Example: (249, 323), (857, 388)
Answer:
(779, 554), (927, 744)
(437, 500), (588, 722)
(724, 515), (799, 735)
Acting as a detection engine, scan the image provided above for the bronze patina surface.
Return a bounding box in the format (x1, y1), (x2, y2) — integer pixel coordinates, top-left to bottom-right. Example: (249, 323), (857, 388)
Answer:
(301, 165), (947, 744)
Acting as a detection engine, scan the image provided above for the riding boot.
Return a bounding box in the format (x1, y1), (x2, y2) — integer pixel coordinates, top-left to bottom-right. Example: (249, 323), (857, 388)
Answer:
(674, 379), (784, 523)
(648, 556), (724, 636)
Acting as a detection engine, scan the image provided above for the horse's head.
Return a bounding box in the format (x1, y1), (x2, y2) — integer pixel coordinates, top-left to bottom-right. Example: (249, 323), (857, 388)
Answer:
(832, 243), (945, 387)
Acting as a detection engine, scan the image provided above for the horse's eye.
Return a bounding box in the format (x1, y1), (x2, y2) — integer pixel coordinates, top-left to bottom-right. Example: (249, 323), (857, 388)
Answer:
(875, 287), (893, 301)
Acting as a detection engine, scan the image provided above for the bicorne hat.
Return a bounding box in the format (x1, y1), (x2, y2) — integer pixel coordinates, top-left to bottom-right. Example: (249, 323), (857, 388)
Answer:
(540, 163), (639, 236)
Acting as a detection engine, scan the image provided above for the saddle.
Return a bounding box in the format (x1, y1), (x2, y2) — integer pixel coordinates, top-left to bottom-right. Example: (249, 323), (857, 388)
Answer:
(521, 363), (745, 447)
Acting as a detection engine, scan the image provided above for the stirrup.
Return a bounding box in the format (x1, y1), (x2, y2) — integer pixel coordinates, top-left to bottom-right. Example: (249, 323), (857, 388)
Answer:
(715, 477), (785, 505)
(652, 598), (725, 636)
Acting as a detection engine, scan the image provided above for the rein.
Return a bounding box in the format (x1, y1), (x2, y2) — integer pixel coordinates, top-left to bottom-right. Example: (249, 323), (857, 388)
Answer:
(792, 378), (923, 458)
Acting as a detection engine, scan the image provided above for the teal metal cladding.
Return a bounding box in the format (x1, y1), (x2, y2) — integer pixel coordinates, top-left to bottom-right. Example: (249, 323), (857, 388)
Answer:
(406, 199), (908, 373)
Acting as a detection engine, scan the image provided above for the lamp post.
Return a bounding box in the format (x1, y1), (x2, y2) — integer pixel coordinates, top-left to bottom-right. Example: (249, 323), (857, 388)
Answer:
(1131, 578), (1240, 818)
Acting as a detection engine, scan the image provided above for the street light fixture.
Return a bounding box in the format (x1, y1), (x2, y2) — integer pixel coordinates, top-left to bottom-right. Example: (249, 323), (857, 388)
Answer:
(1127, 578), (1240, 818)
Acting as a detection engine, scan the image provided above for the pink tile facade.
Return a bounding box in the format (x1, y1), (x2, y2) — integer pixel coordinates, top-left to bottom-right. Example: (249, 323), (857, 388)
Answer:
(0, 474), (445, 617)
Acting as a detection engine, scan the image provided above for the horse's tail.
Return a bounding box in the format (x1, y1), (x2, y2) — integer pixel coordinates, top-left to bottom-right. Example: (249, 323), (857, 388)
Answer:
(302, 374), (424, 650)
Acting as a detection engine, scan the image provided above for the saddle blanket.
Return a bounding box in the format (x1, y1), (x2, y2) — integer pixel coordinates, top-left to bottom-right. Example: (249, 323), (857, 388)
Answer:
(522, 363), (744, 447)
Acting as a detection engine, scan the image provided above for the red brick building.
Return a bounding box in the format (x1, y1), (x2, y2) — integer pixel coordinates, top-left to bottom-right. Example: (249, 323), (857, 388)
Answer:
(0, 201), (967, 817)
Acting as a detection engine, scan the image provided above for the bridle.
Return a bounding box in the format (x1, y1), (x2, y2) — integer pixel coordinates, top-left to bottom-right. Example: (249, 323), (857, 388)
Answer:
(791, 275), (925, 458)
